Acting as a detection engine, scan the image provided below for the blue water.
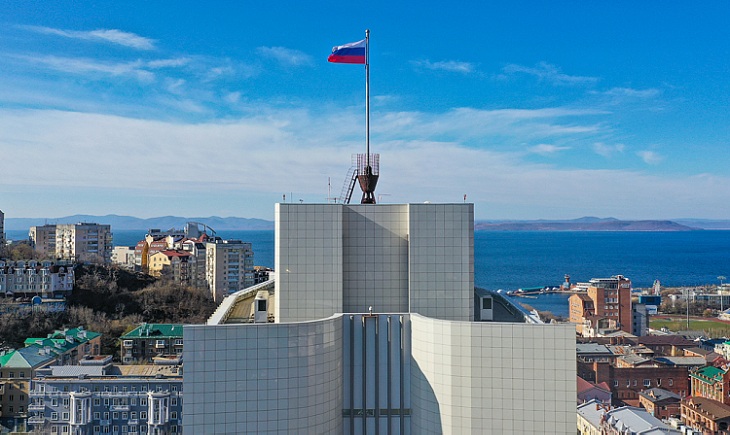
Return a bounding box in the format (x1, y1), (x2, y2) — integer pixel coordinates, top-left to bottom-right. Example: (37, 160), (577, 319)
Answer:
(9, 229), (730, 317)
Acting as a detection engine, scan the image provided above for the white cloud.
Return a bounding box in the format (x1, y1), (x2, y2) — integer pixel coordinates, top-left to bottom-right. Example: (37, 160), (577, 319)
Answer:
(256, 46), (313, 67)
(15, 55), (155, 82)
(599, 87), (661, 98)
(147, 58), (191, 69)
(637, 150), (663, 165)
(593, 142), (625, 157)
(529, 144), (570, 155)
(412, 59), (474, 74)
(1, 107), (726, 220)
(502, 62), (598, 85)
(21, 25), (156, 50)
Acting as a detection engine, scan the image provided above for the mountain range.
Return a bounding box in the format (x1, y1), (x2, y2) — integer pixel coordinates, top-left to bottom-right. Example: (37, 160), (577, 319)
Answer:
(5, 215), (729, 232)
(4, 215), (273, 231)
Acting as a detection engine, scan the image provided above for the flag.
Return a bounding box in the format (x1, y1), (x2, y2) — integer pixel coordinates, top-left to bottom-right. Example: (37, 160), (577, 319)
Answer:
(328, 39), (366, 64)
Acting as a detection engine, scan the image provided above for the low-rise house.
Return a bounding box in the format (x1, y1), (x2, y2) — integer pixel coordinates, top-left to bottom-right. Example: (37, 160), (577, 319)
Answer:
(578, 376), (611, 404)
(638, 335), (696, 357)
(578, 400), (681, 435)
(577, 399), (609, 435)
(27, 357), (183, 434)
(599, 405), (681, 434)
(639, 388), (682, 420)
(0, 327), (101, 419)
(577, 343), (615, 363)
(120, 324), (183, 364)
(682, 396), (730, 433)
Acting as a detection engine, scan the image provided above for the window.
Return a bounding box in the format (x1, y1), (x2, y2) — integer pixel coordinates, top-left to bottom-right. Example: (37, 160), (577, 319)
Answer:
(19, 371), (25, 378)
(171, 398), (177, 406)
(633, 380), (637, 386)
(171, 411), (177, 420)
(63, 398), (69, 407)
(643, 379), (651, 387)
(482, 298), (492, 310)
(9, 395), (13, 401)
(63, 412), (69, 421)
(140, 412), (147, 420)
(94, 398), (101, 406)
(94, 412), (100, 420)
(51, 412), (59, 421)
(140, 399), (147, 406)
(8, 372), (13, 378)
(52, 399), (58, 406)
(626, 379), (630, 387)
(613, 380), (619, 387)
(113, 412), (119, 419)
(669, 379), (673, 386)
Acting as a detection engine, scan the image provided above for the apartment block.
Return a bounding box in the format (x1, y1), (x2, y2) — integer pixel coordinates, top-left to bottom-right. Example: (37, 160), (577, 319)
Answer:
(0, 260), (74, 298)
(570, 275), (633, 336)
(27, 358), (183, 435)
(120, 324), (183, 364)
(204, 238), (253, 302)
(30, 223), (113, 264)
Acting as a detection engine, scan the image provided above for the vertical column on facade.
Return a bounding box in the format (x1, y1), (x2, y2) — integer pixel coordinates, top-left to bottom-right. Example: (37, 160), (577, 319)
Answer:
(148, 391), (170, 433)
(69, 391), (92, 429)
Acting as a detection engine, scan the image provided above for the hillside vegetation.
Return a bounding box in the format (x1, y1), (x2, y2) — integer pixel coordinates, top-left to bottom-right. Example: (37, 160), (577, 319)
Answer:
(0, 264), (217, 358)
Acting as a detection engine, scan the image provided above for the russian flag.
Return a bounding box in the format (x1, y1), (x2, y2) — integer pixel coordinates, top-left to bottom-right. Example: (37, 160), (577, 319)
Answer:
(328, 39), (366, 64)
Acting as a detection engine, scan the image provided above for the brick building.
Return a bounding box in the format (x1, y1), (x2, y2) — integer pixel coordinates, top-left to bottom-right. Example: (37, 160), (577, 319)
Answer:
(581, 360), (690, 406)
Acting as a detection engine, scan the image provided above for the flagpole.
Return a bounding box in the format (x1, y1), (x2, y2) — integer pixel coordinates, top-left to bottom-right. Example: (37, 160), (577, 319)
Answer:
(365, 29), (370, 170)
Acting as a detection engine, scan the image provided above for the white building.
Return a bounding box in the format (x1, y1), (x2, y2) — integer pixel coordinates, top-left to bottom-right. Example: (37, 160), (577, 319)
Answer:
(111, 246), (136, 269)
(183, 203), (576, 434)
(0, 260), (74, 298)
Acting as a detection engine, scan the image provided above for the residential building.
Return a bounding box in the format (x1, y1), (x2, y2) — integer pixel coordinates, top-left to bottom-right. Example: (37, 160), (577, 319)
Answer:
(148, 250), (192, 281)
(639, 387), (681, 420)
(599, 405), (680, 434)
(0, 260), (74, 298)
(27, 357), (183, 435)
(120, 324), (183, 364)
(0, 327), (101, 419)
(570, 275), (632, 336)
(580, 360), (690, 406)
(690, 365), (730, 404)
(682, 396), (730, 434)
(184, 203), (576, 434)
(577, 376), (612, 404)
(204, 238), (253, 302)
(30, 223), (113, 264)
(111, 246), (136, 269)
(28, 224), (57, 259)
(577, 399), (608, 435)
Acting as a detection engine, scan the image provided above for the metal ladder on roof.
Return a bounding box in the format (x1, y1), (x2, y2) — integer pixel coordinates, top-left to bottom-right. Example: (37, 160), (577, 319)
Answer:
(339, 166), (358, 204)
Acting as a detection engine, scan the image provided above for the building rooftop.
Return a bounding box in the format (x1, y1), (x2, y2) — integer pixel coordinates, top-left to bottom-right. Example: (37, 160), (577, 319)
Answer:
(639, 388), (681, 403)
(122, 323), (184, 339)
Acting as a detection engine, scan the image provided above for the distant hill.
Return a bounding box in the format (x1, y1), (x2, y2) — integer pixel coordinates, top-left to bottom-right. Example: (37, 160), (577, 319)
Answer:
(5, 215), (274, 231)
(475, 218), (698, 231)
(674, 219), (730, 230)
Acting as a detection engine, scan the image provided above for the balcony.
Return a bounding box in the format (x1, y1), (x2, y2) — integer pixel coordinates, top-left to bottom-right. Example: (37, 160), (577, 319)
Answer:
(110, 404), (130, 411)
(28, 403), (45, 411)
(100, 419), (111, 426)
(127, 419), (139, 425)
(28, 416), (46, 424)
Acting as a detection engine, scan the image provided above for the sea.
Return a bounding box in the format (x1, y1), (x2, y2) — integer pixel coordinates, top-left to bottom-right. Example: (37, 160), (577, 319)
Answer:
(7, 229), (730, 317)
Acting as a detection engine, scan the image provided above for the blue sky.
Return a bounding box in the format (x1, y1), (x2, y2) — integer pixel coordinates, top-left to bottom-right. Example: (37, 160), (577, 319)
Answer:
(1, 1), (728, 220)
